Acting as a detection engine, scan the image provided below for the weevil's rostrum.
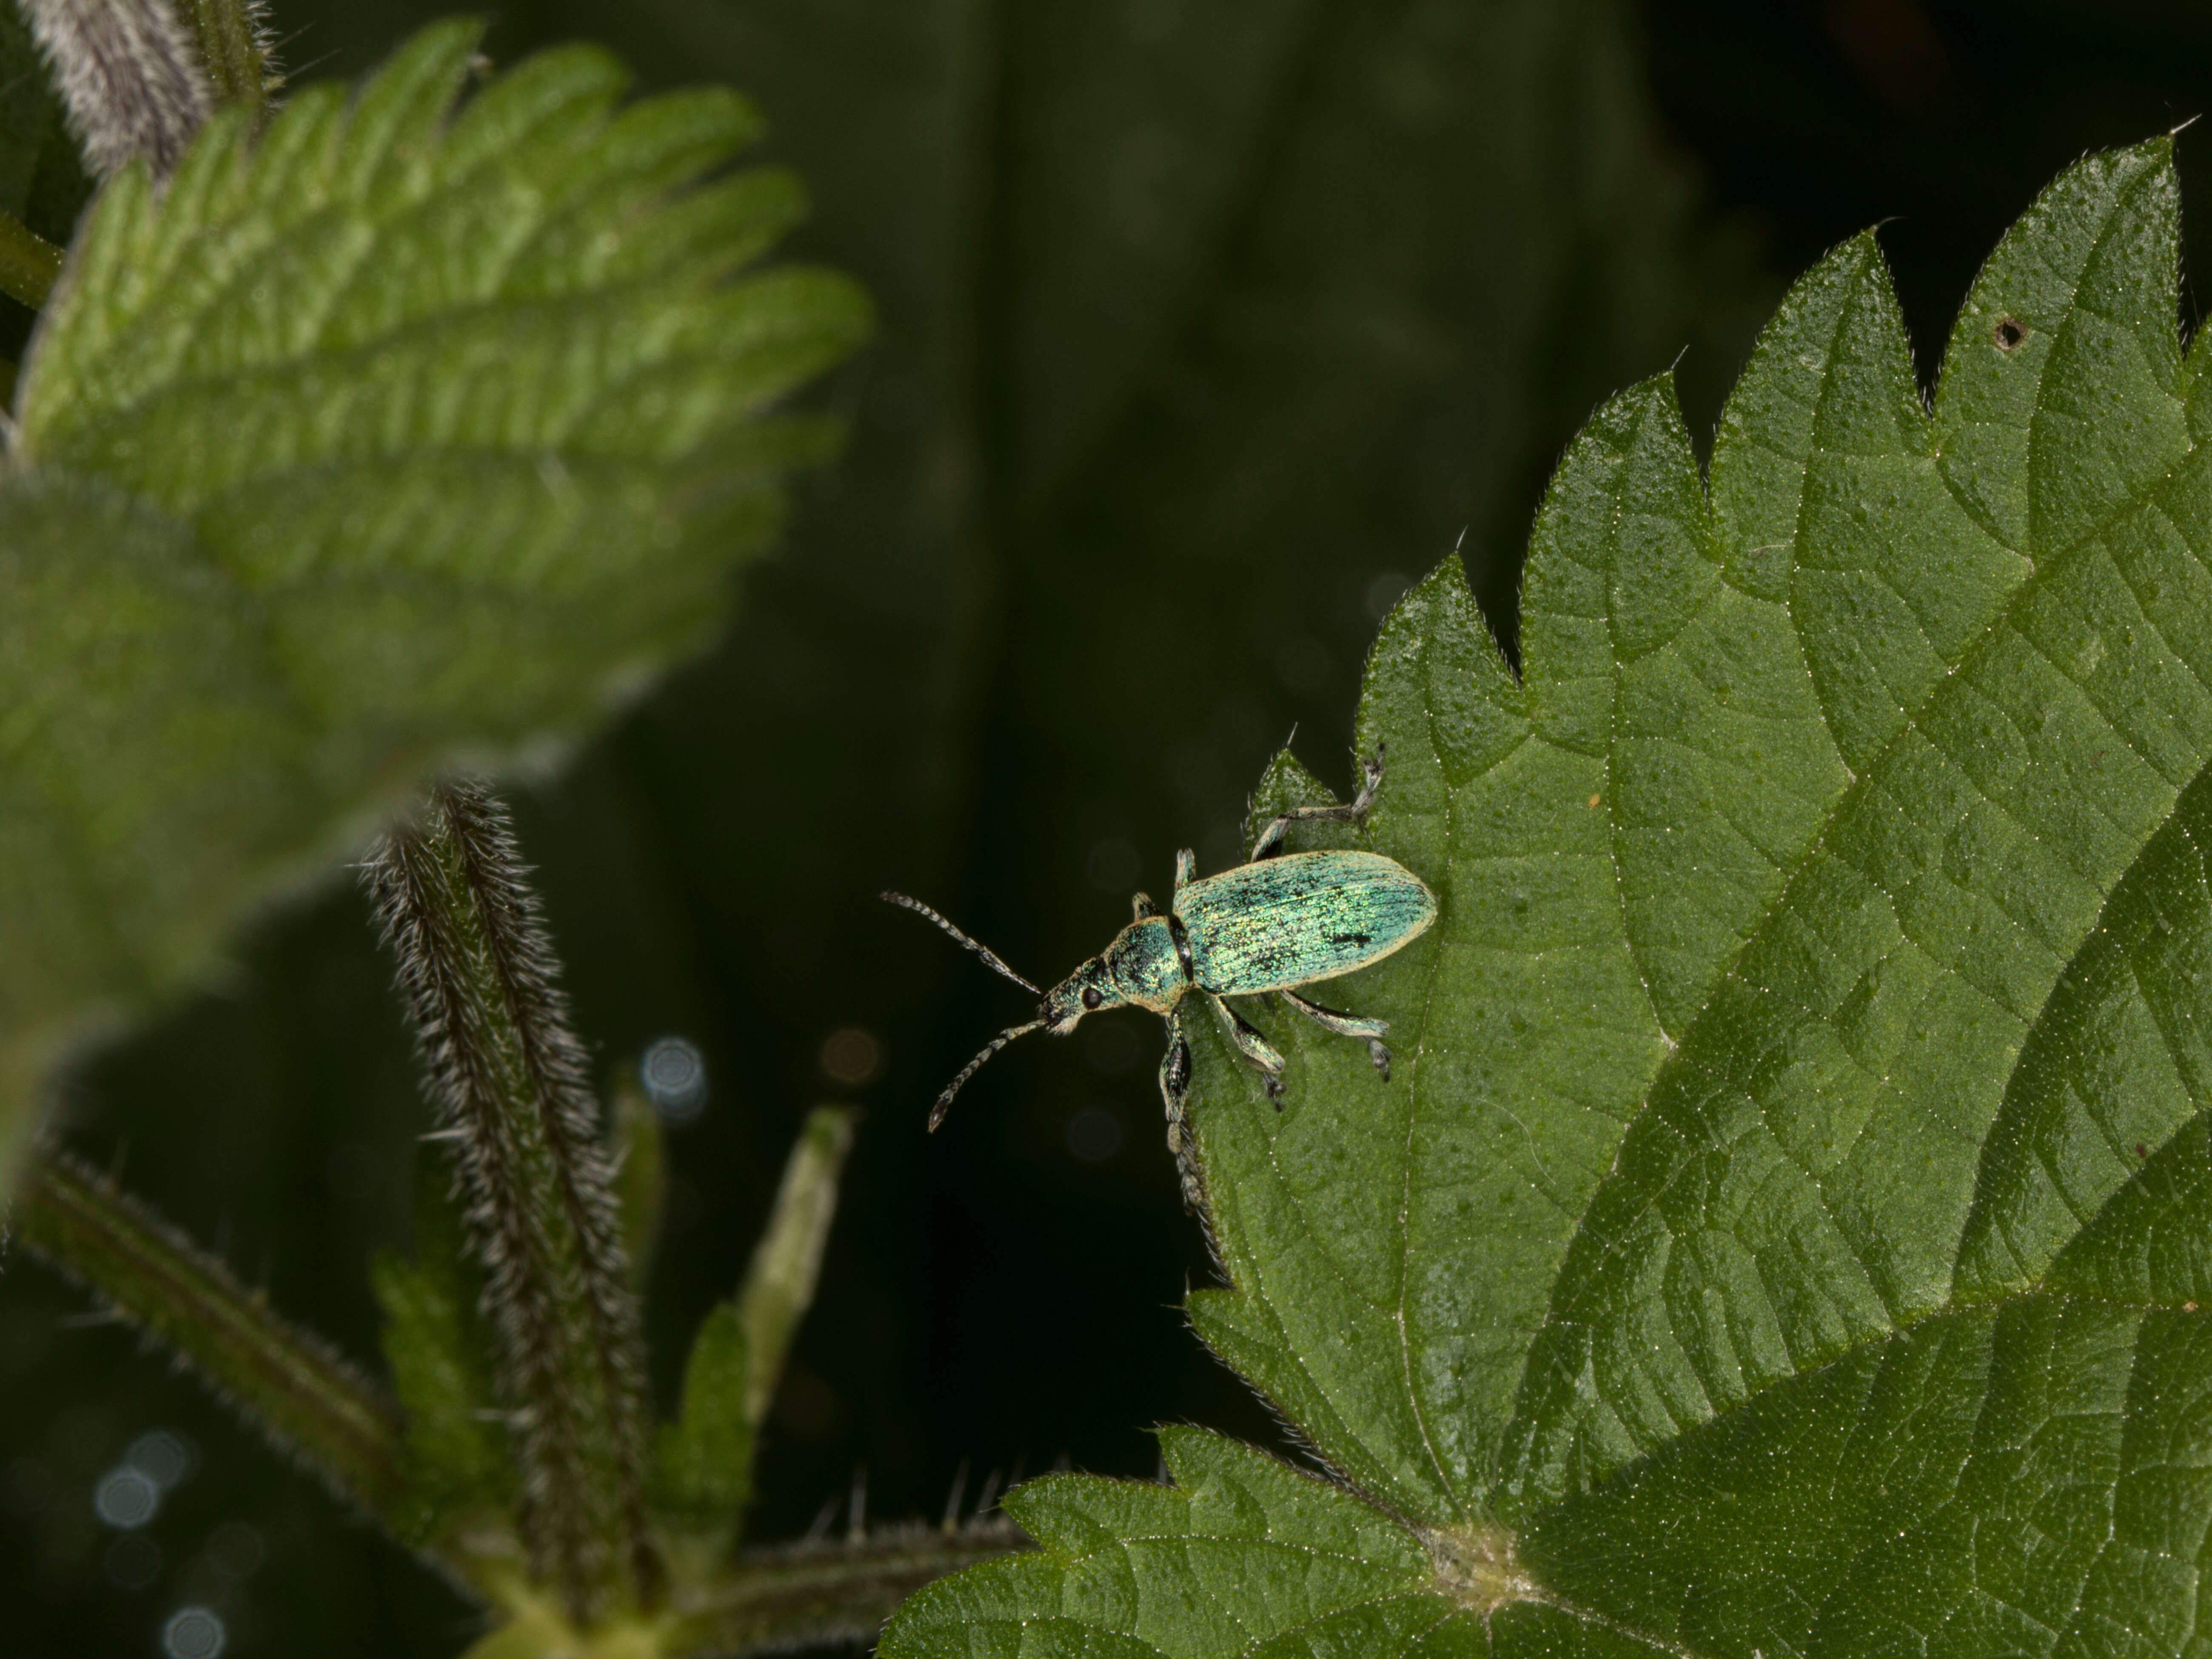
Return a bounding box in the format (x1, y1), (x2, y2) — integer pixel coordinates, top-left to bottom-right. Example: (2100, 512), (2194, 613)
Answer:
(885, 749), (1436, 1208)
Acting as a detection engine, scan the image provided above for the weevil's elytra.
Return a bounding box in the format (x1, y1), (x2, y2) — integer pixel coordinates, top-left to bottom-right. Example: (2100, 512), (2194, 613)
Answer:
(884, 746), (1436, 1210)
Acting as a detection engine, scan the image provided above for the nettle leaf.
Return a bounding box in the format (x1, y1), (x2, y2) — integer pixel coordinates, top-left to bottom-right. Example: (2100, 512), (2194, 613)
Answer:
(0, 19), (868, 1182)
(653, 1302), (753, 1525)
(373, 1248), (510, 1547)
(373, 1153), (510, 1548)
(888, 137), (2212, 1657)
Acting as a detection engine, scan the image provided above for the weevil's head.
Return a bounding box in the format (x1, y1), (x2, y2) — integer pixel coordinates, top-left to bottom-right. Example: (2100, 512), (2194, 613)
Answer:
(1040, 957), (1124, 1035)
(884, 888), (1130, 1130)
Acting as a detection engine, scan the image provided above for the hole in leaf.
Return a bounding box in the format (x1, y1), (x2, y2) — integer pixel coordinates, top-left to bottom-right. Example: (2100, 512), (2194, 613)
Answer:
(1993, 316), (2026, 351)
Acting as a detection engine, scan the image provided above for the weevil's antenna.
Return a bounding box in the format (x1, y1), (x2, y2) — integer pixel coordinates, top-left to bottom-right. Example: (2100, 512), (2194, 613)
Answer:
(881, 891), (1041, 994)
(929, 1021), (1044, 1130)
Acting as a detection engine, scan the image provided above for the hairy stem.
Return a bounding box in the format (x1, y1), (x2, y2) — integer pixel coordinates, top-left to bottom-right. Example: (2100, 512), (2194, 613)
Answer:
(9, 1147), (405, 1513)
(737, 1105), (858, 1426)
(175, 0), (268, 106)
(363, 782), (653, 1621)
(21, 0), (213, 177)
(0, 210), (63, 308)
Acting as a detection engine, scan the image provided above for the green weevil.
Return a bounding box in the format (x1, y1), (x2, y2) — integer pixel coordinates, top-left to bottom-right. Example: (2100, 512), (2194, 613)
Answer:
(884, 747), (1437, 1208)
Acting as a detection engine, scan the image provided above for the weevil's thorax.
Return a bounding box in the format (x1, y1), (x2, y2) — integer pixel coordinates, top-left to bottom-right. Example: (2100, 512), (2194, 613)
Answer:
(1101, 915), (1186, 1014)
(1039, 916), (1187, 1034)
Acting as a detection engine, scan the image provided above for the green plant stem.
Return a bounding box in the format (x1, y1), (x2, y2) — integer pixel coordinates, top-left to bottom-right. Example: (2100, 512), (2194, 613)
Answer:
(736, 1105), (859, 1425)
(180, 0), (267, 107)
(673, 1523), (1028, 1656)
(10, 1148), (405, 1513)
(0, 210), (62, 309)
(365, 783), (654, 1619)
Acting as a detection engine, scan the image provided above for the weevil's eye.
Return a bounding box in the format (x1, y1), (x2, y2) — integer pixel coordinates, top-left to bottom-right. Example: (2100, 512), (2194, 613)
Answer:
(1081, 985), (1103, 1011)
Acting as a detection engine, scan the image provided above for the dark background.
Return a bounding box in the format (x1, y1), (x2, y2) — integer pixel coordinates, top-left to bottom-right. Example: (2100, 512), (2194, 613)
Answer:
(3, 1), (2209, 1653)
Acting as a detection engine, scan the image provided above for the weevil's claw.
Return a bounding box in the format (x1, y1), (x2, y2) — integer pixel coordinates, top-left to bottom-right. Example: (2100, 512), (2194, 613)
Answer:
(1370, 1040), (1392, 1081)
(1264, 1073), (1286, 1106)
(1348, 742), (1386, 825)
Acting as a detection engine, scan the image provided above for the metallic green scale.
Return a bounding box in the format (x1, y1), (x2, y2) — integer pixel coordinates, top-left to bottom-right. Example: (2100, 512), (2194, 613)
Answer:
(1064, 848), (1434, 1020)
(1181, 852), (1434, 996)
(884, 749), (1435, 1209)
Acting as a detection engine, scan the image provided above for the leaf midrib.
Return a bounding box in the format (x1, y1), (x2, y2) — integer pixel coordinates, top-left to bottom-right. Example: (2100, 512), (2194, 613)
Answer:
(1024, 1520), (1716, 1659)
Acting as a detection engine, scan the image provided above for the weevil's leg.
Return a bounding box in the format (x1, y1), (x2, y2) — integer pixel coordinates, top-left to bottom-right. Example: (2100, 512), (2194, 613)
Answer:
(1172, 849), (1197, 900)
(1280, 989), (1394, 1080)
(1249, 744), (1388, 861)
(1206, 992), (1288, 1106)
(1158, 1006), (1203, 1211)
(1132, 891), (1158, 921)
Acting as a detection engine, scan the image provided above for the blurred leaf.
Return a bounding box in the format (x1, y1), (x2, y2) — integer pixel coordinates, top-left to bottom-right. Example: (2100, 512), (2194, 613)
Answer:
(652, 1102), (858, 1528)
(654, 1301), (753, 1525)
(888, 137), (2212, 1655)
(0, 18), (868, 1187)
(611, 1073), (667, 1294)
(371, 1248), (510, 1548)
(373, 1150), (510, 1550)
(732, 1103), (856, 1427)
